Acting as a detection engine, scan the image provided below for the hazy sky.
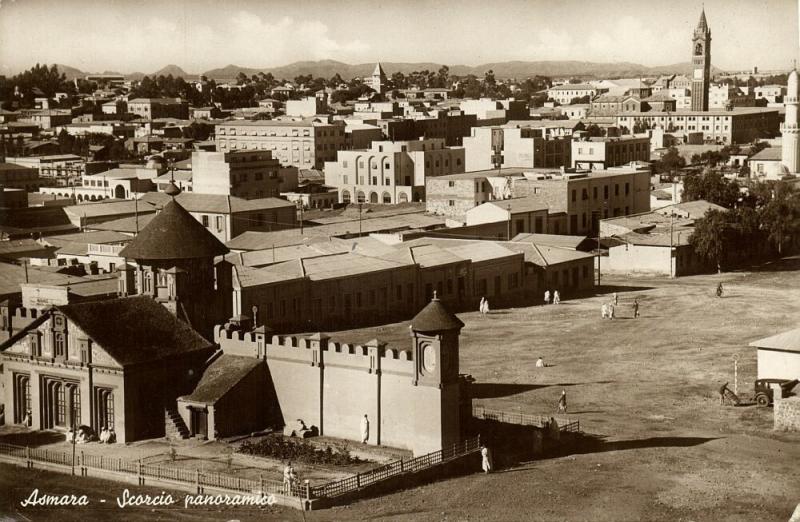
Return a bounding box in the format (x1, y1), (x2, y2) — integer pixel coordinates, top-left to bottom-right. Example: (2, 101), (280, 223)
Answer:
(1, 0), (798, 74)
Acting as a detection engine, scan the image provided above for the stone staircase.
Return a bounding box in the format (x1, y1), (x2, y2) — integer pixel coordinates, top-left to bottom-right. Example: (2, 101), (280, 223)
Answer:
(165, 405), (190, 440)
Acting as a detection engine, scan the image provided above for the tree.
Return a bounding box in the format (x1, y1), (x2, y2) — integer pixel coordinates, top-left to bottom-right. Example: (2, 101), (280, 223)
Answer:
(585, 124), (604, 137)
(683, 170), (740, 208)
(569, 95), (590, 105)
(690, 209), (732, 271)
(760, 185), (800, 254)
(654, 146), (685, 175)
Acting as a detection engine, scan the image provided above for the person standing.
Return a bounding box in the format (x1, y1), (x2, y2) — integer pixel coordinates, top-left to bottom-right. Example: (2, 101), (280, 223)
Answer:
(716, 282), (724, 298)
(536, 356), (544, 368)
(633, 298), (640, 318)
(482, 299), (490, 315)
(608, 303), (615, 320)
(544, 290), (550, 305)
(553, 290), (560, 305)
(557, 390), (567, 413)
(480, 445), (493, 473)
(479, 297), (485, 314)
(601, 303), (608, 319)
(718, 382), (729, 405)
(283, 462), (297, 494)
(360, 414), (370, 444)
(613, 292), (618, 306)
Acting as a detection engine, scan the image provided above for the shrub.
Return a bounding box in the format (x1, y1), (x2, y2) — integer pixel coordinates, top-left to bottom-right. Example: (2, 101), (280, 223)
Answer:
(237, 435), (360, 465)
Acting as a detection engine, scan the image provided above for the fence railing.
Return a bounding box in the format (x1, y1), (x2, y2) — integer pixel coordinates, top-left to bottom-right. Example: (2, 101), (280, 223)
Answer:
(0, 441), (288, 497)
(310, 436), (481, 499)
(0, 436), (482, 503)
(472, 405), (581, 433)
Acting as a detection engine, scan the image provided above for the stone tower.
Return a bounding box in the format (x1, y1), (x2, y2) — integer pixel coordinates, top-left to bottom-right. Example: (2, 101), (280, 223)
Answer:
(118, 184), (232, 339)
(691, 9), (712, 111)
(781, 69), (800, 175)
(368, 62), (387, 95)
(409, 293), (464, 449)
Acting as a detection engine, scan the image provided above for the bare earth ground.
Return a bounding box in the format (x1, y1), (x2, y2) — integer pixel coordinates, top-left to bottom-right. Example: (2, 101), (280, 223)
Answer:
(3, 258), (800, 521)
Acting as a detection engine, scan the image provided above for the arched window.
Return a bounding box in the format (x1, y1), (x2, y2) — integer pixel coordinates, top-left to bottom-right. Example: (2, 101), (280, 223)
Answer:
(398, 192), (409, 203)
(341, 190), (351, 203)
(382, 192), (391, 204)
(369, 192), (379, 203)
(357, 191), (366, 203)
(694, 43), (702, 56)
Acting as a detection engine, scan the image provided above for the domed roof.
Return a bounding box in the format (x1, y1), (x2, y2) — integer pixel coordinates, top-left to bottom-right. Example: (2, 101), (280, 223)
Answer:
(411, 295), (464, 332)
(119, 199), (229, 260)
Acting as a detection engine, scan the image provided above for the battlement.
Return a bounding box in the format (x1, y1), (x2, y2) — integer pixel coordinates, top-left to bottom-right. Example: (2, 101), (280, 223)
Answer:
(213, 324), (414, 361)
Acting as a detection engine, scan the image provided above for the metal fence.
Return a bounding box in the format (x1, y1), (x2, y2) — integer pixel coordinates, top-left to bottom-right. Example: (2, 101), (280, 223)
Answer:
(310, 436), (481, 499)
(472, 405), (581, 433)
(0, 436), (482, 502)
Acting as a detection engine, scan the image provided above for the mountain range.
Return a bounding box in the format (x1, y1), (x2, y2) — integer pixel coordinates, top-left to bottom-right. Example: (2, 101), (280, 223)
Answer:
(42, 60), (722, 82)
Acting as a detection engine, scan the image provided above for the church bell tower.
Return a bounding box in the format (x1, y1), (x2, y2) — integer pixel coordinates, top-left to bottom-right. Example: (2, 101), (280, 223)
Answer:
(691, 9), (712, 111)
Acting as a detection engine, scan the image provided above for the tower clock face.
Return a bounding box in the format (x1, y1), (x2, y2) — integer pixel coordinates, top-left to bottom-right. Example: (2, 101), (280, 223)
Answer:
(693, 69), (703, 80)
(423, 344), (436, 372)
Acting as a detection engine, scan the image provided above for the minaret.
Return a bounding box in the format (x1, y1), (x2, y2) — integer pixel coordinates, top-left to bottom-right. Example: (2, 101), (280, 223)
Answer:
(691, 9), (712, 111)
(781, 68), (800, 174)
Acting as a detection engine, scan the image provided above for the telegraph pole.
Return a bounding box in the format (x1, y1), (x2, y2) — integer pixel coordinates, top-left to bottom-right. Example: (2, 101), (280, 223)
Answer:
(669, 211), (675, 278)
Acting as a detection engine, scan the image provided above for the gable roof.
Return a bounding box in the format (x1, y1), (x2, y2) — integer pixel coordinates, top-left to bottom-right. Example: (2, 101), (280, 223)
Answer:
(55, 296), (213, 366)
(181, 354), (262, 404)
(750, 328), (800, 352)
(119, 199), (229, 260)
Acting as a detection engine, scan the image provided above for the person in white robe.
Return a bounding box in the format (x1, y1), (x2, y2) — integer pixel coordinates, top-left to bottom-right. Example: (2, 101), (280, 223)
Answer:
(480, 446), (492, 473)
(360, 414), (369, 444)
(553, 291), (560, 305)
(544, 290), (550, 305)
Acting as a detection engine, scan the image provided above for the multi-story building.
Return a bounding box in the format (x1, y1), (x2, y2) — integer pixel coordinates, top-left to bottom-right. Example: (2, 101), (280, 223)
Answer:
(324, 138), (465, 204)
(462, 126), (571, 172)
(459, 99), (528, 123)
(127, 98), (190, 120)
(571, 136), (651, 170)
(615, 108), (781, 144)
(285, 95), (327, 117)
(21, 110), (73, 130)
(0, 162), (43, 192)
(190, 150), (298, 199)
(215, 119), (346, 170)
(547, 84), (601, 105)
(754, 85), (786, 104)
(427, 167), (650, 233)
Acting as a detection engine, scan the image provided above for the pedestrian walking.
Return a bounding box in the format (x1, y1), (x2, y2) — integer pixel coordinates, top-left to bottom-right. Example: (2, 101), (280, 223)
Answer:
(553, 290), (560, 305)
(360, 414), (369, 444)
(633, 298), (640, 318)
(480, 445), (493, 473)
(544, 290), (550, 305)
(718, 382), (728, 405)
(482, 299), (490, 315)
(557, 389), (567, 413)
(613, 292), (618, 306)
(479, 297), (485, 314)
(601, 303), (608, 319)
(716, 282), (724, 298)
(608, 303), (615, 320)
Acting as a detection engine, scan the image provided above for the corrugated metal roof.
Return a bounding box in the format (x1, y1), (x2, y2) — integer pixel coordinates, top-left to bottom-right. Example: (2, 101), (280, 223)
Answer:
(750, 328), (800, 352)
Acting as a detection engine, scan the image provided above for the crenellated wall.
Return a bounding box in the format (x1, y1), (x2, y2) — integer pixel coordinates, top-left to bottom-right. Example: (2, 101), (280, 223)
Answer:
(213, 326), (455, 455)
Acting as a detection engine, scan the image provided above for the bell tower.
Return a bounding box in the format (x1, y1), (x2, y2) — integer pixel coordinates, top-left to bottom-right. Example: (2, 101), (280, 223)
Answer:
(691, 8), (711, 111)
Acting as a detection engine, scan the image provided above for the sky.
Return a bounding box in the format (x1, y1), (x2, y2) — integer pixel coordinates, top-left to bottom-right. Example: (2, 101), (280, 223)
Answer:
(0, 0), (798, 75)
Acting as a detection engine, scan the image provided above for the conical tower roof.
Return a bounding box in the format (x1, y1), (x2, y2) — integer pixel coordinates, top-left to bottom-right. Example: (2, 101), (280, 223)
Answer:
(411, 294), (464, 332)
(119, 199), (229, 260)
(373, 62), (387, 78)
(695, 9), (709, 33)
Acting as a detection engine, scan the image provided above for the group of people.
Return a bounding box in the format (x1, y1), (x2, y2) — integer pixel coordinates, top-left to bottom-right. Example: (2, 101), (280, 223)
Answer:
(99, 426), (116, 444)
(543, 290), (561, 305)
(600, 292), (639, 319)
(478, 297), (490, 315)
(283, 462), (298, 493)
(66, 425), (116, 444)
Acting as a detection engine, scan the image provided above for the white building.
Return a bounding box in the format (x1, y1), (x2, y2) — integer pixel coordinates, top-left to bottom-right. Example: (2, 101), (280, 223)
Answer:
(781, 70), (800, 175)
(751, 328), (800, 381)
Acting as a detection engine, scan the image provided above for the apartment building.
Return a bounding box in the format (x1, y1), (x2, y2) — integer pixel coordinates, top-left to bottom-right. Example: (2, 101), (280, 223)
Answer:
(215, 119), (346, 169)
(571, 136), (651, 170)
(324, 138), (465, 204)
(615, 108), (781, 144)
(462, 126), (572, 172)
(127, 98), (190, 120)
(191, 150), (298, 199)
(546, 84), (601, 105)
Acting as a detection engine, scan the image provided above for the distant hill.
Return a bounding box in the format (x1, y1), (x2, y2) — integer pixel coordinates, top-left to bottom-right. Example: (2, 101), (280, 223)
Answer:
(201, 60), (725, 81)
(150, 64), (196, 79)
(54, 64), (86, 80)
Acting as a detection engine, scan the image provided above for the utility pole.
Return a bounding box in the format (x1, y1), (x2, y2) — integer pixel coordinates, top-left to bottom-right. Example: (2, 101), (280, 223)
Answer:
(358, 202), (363, 235)
(669, 211), (675, 278)
(506, 203), (512, 240)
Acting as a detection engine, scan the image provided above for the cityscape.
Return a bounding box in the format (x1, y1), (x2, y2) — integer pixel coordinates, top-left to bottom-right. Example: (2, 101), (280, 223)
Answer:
(0, 0), (799, 520)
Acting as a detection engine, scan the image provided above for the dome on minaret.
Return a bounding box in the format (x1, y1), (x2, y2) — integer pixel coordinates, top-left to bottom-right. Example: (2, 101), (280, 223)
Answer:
(789, 69), (798, 97)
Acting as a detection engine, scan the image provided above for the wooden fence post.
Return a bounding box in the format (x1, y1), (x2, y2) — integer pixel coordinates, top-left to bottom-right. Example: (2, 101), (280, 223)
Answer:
(138, 458), (143, 486)
(26, 446), (31, 468)
(195, 469), (201, 494)
(400, 458), (404, 472)
(356, 473), (361, 488)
